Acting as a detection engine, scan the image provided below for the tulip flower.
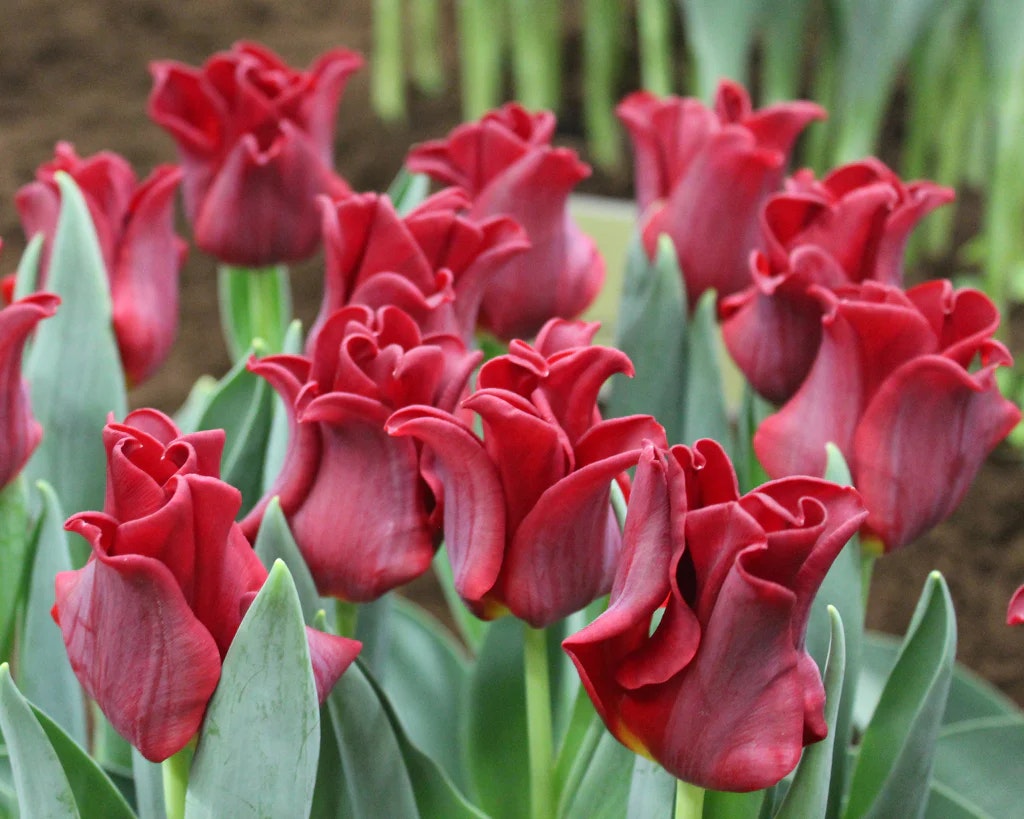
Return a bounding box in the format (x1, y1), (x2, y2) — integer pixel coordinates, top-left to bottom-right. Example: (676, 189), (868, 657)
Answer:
(308, 188), (528, 349)
(388, 319), (667, 627)
(563, 440), (866, 791)
(149, 41), (362, 266)
(241, 305), (481, 601)
(617, 81), (825, 306)
(755, 280), (1021, 553)
(720, 158), (955, 403)
(406, 103), (604, 340)
(16, 143), (186, 385)
(1009, 586), (1024, 625)
(0, 291), (60, 490)
(54, 409), (360, 762)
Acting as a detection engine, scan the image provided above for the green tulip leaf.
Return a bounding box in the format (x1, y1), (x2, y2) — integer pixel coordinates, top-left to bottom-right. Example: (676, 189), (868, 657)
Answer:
(327, 660), (420, 819)
(387, 168), (431, 216)
(682, 287), (730, 451)
(924, 780), (993, 819)
(558, 728), (633, 819)
(216, 264), (292, 361)
(23, 173), (127, 523)
(253, 497), (323, 626)
(677, 0), (763, 98)
(844, 572), (956, 819)
(195, 340), (275, 517)
(928, 714), (1024, 819)
(12, 233), (44, 302)
(606, 233), (686, 446)
(0, 476), (30, 663)
(776, 606), (847, 819)
(185, 561), (320, 819)
(0, 664), (79, 818)
(432, 546), (489, 652)
(310, 695), (351, 819)
(18, 481), (87, 747)
(553, 686), (600, 802)
(625, 756), (675, 818)
(172, 375), (218, 435)
(700, 788), (767, 818)
(131, 748), (166, 819)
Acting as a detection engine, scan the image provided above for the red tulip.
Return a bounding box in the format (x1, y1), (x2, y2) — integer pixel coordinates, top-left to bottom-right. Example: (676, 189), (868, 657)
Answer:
(241, 305), (481, 601)
(563, 440), (866, 791)
(755, 281), (1021, 552)
(720, 159), (955, 402)
(406, 104), (604, 340)
(388, 319), (667, 627)
(16, 143), (186, 385)
(53, 409), (360, 762)
(308, 188), (527, 348)
(149, 41), (362, 266)
(1009, 585), (1024, 625)
(0, 291), (60, 490)
(618, 81), (825, 306)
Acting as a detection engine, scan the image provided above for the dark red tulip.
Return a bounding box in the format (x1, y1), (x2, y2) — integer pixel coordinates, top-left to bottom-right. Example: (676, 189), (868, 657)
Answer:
(755, 281), (1021, 552)
(618, 81), (825, 306)
(16, 143), (186, 385)
(406, 103), (604, 340)
(388, 319), (667, 627)
(0, 291), (60, 490)
(149, 41), (362, 265)
(54, 410), (360, 762)
(242, 305), (481, 601)
(720, 159), (955, 403)
(563, 440), (866, 791)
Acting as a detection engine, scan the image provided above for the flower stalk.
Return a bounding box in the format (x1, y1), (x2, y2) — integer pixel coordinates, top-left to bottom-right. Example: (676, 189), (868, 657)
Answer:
(524, 625), (554, 819)
(217, 264), (292, 360)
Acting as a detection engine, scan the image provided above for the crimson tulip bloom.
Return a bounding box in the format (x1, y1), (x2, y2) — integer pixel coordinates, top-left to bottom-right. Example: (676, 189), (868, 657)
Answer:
(720, 159), (955, 403)
(388, 319), (667, 627)
(54, 410), (360, 762)
(406, 103), (604, 340)
(0, 291), (59, 490)
(308, 188), (527, 348)
(617, 81), (825, 306)
(1009, 586), (1024, 625)
(755, 281), (1021, 553)
(149, 41), (362, 266)
(16, 143), (186, 385)
(241, 305), (481, 601)
(563, 440), (866, 791)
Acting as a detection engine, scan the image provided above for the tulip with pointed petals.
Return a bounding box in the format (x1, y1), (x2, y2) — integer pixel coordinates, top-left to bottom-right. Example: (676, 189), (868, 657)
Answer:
(53, 410), (360, 762)
(563, 440), (866, 791)
(755, 281), (1021, 552)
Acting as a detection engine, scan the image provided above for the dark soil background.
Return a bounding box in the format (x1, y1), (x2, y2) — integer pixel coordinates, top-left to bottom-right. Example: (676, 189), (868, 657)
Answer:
(2, 0), (1023, 704)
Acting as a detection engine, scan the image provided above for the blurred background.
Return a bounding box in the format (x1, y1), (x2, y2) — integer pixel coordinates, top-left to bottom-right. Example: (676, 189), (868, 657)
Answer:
(2, 0), (1023, 702)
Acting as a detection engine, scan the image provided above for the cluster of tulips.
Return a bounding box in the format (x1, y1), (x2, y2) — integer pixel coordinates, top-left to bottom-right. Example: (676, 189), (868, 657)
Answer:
(0, 39), (1021, 819)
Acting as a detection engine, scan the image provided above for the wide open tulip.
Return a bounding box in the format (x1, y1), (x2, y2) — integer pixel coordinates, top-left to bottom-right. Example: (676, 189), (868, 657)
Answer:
(308, 188), (528, 348)
(406, 103), (603, 340)
(16, 143), (186, 385)
(149, 41), (362, 265)
(388, 319), (667, 627)
(720, 159), (955, 403)
(563, 440), (866, 791)
(0, 291), (59, 490)
(241, 305), (481, 601)
(755, 281), (1021, 553)
(53, 409), (360, 762)
(618, 81), (824, 306)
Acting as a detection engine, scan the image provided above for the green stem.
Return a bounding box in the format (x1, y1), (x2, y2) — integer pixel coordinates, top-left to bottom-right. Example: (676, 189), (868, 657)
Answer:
(860, 542), (879, 612)
(674, 779), (705, 819)
(524, 625), (554, 819)
(458, 0), (505, 119)
(217, 264), (292, 361)
(161, 740), (194, 819)
(637, 0), (673, 96)
(0, 474), (29, 663)
(335, 599), (359, 639)
(410, 0), (445, 94)
(510, 0), (562, 110)
(583, 0), (624, 170)
(371, 0), (407, 120)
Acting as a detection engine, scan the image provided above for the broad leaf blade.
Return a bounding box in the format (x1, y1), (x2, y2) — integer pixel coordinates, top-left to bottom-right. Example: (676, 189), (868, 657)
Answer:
(253, 497), (323, 626)
(185, 561), (320, 819)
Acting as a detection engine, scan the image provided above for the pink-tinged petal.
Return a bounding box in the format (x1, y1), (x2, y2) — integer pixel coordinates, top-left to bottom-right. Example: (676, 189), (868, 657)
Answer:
(0, 293), (59, 489)
(674, 440), (741, 509)
(740, 99), (827, 156)
(502, 448), (644, 626)
(755, 287), (936, 479)
(905, 281), (1006, 369)
(575, 415), (668, 467)
(111, 165), (186, 384)
(543, 345), (634, 443)
(1008, 585), (1024, 625)
(300, 48), (365, 159)
(148, 61), (226, 155)
(305, 628), (361, 702)
(387, 406), (506, 610)
(285, 397), (435, 601)
(852, 356), (1021, 551)
(52, 546), (221, 763)
(874, 181), (955, 286)
(192, 124), (349, 265)
(14, 181), (61, 284)
(534, 318), (601, 356)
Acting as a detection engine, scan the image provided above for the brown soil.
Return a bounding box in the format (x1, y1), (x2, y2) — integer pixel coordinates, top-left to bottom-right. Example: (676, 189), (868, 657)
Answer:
(2, 0), (1022, 704)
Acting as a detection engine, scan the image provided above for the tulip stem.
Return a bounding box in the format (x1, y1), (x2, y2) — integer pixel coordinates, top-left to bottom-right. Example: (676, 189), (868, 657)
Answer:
(161, 740), (194, 819)
(674, 779), (705, 818)
(217, 264), (292, 361)
(524, 624), (554, 819)
(335, 599), (359, 639)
